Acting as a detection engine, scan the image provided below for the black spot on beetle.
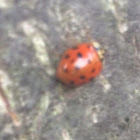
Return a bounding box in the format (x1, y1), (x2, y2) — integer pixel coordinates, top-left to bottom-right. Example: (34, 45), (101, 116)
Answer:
(70, 81), (74, 85)
(64, 68), (69, 73)
(89, 77), (94, 81)
(87, 45), (90, 48)
(80, 75), (85, 79)
(71, 59), (74, 63)
(77, 53), (82, 57)
(91, 69), (95, 73)
(64, 54), (70, 59)
(75, 66), (80, 70)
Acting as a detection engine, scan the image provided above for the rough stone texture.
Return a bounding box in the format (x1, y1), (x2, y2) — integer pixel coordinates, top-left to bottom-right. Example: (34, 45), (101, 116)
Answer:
(0, 0), (140, 140)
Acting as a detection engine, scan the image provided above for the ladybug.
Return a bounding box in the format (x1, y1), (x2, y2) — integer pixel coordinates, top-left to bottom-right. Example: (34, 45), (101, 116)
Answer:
(56, 42), (104, 86)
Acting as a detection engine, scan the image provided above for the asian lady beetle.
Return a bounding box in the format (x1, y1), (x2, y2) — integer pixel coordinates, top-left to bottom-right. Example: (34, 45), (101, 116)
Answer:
(56, 42), (104, 86)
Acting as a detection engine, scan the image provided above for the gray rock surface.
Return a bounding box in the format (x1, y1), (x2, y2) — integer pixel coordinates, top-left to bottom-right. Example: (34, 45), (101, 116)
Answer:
(0, 0), (140, 140)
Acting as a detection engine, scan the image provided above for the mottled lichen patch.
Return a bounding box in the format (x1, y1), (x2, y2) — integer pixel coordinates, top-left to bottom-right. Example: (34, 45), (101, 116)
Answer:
(62, 129), (73, 140)
(19, 19), (55, 76)
(99, 75), (111, 93)
(0, 0), (13, 8)
(52, 103), (65, 116)
(101, 0), (128, 33)
(48, 1), (91, 42)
